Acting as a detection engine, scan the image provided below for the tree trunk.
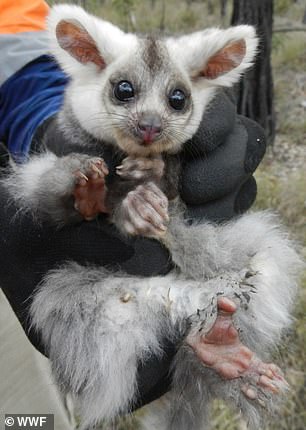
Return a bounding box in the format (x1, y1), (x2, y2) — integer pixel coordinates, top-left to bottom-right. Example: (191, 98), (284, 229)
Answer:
(231, 0), (275, 144)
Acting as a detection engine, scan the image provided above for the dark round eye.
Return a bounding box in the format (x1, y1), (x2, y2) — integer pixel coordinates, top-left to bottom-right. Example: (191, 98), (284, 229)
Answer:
(168, 89), (186, 111)
(114, 80), (134, 102)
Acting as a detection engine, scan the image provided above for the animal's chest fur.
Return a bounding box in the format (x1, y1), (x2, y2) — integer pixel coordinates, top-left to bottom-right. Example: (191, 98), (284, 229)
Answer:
(39, 113), (182, 204)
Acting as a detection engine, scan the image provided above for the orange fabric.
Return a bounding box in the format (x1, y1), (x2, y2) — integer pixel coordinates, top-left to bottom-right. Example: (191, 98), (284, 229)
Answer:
(0, 0), (49, 34)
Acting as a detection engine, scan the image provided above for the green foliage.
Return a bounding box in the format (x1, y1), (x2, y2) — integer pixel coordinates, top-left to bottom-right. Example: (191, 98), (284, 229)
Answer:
(272, 34), (306, 71)
(110, 0), (138, 30)
(255, 167), (306, 245)
(111, 0), (136, 16)
(95, 415), (140, 429)
(177, 7), (198, 30)
(47, 0), (224, 33)
(272, 33), (285, 52)
(274, 0), (294, 15)
(211, 400), (241, 430)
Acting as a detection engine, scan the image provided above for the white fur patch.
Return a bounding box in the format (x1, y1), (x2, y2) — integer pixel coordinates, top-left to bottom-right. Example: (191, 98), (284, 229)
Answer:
(2, 152), (57, 209)
(48, 4), (137, 77)
(47, 7), (257, 148)
(167, 25), (258, 88)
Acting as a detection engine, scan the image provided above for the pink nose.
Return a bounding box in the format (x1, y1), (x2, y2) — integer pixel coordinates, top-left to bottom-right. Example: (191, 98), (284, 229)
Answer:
(137, 113), (162, 144)
(139, 125), (161, 144)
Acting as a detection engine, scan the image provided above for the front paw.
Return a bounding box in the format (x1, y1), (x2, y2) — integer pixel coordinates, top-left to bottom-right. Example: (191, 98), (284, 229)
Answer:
(116, 156), (165, 181)
(113, 182), (169, 238)
(72, 157), (109, 220)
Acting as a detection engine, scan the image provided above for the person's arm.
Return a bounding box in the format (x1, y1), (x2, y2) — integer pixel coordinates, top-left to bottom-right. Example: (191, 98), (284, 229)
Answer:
(0, 0), (49, 86)
(0, 90), (266, 408)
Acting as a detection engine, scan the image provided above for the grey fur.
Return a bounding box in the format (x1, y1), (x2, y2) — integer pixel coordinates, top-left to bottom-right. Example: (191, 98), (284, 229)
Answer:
(2, 153), (106, 224)
(3, 7), (303, 428)
(30, 207), (303, 429)
(143, 36), (164, 74)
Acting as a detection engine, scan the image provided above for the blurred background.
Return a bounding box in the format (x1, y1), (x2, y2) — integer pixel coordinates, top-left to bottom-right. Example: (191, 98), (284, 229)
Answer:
(48, 0), (306, 428)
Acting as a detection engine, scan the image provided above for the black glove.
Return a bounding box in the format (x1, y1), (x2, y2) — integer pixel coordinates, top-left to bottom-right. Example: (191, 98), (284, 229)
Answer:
(0, 89), (266, 409)
(180, 90), (266, 221)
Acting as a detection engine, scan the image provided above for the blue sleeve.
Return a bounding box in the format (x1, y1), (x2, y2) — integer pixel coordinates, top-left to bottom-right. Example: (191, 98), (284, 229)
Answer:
(0, 55), (68, 162)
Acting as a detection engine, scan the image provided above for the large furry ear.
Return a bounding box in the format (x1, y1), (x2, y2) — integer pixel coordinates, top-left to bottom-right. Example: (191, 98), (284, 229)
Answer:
(48, 5), (137, 75)
(56, 19), (105, 69)
(167, 25), (258, 87)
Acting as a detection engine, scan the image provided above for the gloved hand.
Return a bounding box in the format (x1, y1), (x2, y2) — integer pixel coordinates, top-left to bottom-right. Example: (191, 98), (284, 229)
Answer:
(180, 90), (266, 221)
(0, 89), (266, 408)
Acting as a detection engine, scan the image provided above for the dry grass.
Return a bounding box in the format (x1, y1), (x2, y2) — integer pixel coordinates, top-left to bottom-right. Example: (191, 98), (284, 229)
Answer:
(272, 31), (306, 144)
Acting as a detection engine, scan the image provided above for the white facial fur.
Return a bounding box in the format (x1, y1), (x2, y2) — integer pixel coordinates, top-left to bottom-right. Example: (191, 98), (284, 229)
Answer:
(48, 5), (258, 156)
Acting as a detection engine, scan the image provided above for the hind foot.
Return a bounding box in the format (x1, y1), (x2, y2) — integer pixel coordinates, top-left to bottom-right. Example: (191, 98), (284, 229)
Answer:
(187, 297), (288, 402)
